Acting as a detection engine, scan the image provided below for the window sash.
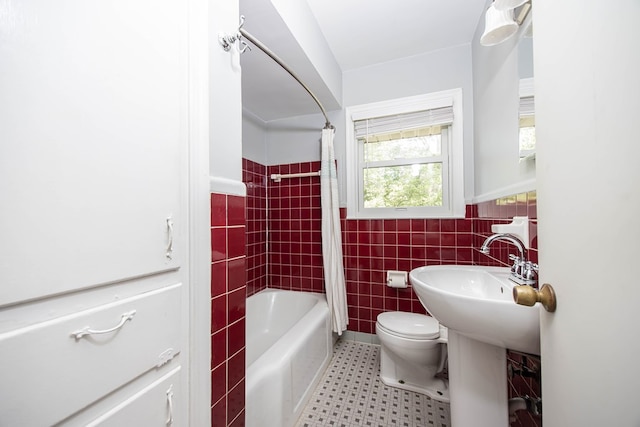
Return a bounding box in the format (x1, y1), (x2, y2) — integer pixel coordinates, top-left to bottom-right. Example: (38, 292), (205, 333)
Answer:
(357, 127), (450, 214)
(362, 156), (446, 169)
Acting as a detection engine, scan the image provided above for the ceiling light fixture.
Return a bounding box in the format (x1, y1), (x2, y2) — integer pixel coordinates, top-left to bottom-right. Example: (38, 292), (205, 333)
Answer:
(493, 0), (529, 11)
(480, 4), (518, 46)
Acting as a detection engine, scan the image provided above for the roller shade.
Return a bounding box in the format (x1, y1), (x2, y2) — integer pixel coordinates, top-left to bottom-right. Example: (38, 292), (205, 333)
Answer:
(354, 106), (454, 139)
(520, 96), (535, 116)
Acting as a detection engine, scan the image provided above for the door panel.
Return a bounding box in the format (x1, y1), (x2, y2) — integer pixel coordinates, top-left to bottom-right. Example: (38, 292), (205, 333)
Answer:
(535, 1), (640, 425)
(0, 0), (187, 306)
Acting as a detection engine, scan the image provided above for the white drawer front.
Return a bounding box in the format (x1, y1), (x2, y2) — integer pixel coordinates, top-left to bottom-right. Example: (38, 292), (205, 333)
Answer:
(0, 284), (182, 426)
(86, 367), (182, 427)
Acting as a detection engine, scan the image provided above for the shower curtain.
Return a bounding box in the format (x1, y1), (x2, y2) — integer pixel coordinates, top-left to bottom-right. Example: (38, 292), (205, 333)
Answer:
(320, 127), (348, 335)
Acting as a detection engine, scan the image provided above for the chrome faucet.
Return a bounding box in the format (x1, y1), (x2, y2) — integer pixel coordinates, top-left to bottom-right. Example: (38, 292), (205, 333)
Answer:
(480, 233), (538, 286)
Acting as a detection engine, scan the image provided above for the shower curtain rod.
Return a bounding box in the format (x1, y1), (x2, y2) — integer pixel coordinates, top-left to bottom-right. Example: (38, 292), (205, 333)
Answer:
(239, 28), (333, 130)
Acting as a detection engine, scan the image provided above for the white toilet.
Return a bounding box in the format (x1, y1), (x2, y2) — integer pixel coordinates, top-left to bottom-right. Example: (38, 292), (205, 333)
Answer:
(376, 311), (449, 402)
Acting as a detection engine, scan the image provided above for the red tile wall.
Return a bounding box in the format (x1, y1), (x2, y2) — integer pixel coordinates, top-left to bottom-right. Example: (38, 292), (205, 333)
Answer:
(340, 210), (477, 333)
(267, 162), (325, 293)
(249, 161), (540, 335)
(472, 192), (539, 268)
(243, 159), (268, 297)
(210, 193), (246, 427)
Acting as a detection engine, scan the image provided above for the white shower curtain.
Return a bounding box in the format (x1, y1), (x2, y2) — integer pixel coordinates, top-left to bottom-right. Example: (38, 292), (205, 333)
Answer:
(320, 127), (348, 335)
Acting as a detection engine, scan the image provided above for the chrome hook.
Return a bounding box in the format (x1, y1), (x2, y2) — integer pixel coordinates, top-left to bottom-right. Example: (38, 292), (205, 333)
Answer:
(239, 40), (251, 54)
(237, 15), (250, 54)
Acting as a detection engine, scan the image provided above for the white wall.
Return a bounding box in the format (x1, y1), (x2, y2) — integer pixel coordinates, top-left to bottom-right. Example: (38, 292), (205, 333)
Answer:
(342, 44), (472, 109)
(241, 109), (335, 168)
(269, 0), (342, 106)
(242, 110), (268, 165)
(210, 0), (244, 192)
(264, 111), (343, 164)
(471, 0), (535, 201)
(518, 35), (534, 80)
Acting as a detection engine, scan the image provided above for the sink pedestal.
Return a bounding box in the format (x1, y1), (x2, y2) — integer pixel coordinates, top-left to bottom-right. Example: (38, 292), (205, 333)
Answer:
(448, 330), (509, 427)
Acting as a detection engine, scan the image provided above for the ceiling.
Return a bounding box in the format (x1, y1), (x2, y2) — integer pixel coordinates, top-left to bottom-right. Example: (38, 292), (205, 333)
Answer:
(239, 0), (487, 123)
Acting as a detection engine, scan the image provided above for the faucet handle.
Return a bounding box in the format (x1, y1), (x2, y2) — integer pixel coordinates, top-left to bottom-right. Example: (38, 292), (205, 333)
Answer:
(523, 261), (539, 271)
(508, 254), (522, 276)
(521, 261), (539, 286)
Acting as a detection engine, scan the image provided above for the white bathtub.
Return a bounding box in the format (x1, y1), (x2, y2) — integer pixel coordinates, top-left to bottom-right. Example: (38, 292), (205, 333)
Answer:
(245, 289), (332, 427)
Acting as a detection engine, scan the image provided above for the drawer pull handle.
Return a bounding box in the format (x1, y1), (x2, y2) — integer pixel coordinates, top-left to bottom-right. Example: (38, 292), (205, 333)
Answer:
(71, 310), (137, 340)
(166, 216), (174, 260)
(166, 384), (174, 425)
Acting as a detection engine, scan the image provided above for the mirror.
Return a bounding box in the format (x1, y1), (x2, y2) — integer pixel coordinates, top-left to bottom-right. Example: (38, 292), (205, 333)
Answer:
(471, 0), (536, 201)
(518, 17), (535, 161)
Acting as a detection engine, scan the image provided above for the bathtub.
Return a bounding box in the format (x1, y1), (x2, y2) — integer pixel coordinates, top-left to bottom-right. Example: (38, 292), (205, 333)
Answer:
(245, 289), (332, 427)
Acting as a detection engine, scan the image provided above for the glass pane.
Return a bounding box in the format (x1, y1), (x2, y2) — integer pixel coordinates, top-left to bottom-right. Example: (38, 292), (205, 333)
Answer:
(363, 128), (442, 162)
(519, 115), (535, 153)
(363, 163), (442, 208)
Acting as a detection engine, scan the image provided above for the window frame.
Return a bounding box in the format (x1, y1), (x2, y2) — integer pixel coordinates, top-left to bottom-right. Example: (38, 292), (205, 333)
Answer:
(345, 89), (465, 219)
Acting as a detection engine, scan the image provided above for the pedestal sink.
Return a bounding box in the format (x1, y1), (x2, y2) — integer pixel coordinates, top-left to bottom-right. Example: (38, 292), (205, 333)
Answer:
(409, 265), (540, 427)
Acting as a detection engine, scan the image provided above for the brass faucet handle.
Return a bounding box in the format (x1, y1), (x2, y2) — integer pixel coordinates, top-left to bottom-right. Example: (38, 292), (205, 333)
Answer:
(513, 283), (557, 312)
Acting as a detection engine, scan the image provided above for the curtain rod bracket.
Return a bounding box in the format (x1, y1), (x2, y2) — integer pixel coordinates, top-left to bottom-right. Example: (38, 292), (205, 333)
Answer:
(218, 34), (234, 52)
(221, 16), (333, 130)
(219, 16), (251, 53)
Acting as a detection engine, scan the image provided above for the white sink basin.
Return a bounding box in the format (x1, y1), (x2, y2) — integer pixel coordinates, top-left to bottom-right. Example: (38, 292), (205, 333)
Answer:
(410, 265), (540, 354)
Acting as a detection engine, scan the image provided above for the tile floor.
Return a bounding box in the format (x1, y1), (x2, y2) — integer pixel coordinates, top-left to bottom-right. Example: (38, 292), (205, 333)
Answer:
(295, 339), (451, 427)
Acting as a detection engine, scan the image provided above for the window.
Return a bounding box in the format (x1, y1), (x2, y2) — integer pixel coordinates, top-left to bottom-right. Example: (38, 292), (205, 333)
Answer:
(345, 90), (464, 219)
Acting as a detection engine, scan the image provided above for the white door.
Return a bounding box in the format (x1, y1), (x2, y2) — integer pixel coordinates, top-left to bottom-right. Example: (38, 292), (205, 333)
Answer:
(535, 1), (640, 425)
(0, 1), (194, 424)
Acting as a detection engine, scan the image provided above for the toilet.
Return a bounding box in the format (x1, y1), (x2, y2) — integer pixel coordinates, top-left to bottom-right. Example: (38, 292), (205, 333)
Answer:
(376, 311), (449, 402)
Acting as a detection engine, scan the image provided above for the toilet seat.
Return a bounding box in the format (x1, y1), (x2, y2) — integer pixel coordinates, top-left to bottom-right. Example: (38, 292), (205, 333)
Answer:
(377, 312), (440, 340)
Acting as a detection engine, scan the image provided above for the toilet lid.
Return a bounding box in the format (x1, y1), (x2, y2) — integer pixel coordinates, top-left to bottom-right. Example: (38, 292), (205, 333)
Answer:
(377, 311), (440, 339)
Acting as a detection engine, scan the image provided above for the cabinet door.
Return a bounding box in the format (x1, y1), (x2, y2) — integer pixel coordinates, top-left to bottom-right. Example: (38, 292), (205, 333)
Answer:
(0, 0), (188, 306)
